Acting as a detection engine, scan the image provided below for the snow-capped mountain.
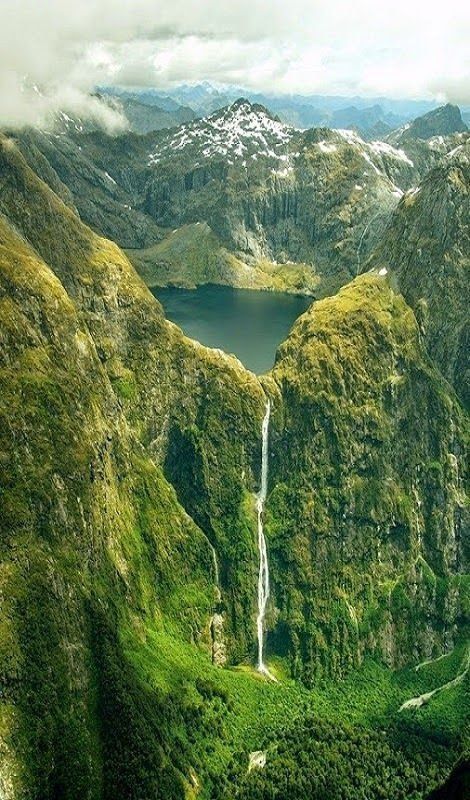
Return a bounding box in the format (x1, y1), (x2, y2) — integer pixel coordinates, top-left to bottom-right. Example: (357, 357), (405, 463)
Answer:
(12, 97), (468, 301)
(148, 99), (298, 167)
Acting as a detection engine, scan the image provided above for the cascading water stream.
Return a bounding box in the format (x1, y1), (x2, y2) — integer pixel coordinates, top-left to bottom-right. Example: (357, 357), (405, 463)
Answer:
(256, 399), (275, 679)
(209, 541), (226, 665)
(210, 543), (221, 603)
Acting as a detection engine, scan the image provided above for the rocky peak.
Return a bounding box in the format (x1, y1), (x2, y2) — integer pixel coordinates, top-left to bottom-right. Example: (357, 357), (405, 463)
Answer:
(400, 103), (467, 141)
(148, 97), (296, 167)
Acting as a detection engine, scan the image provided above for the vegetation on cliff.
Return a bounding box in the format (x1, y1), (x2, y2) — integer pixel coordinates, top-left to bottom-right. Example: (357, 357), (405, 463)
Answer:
(0, 119), (468, 800)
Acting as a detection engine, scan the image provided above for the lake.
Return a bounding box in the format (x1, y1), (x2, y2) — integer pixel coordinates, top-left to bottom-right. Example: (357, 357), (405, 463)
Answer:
(153, 285), (312, 374)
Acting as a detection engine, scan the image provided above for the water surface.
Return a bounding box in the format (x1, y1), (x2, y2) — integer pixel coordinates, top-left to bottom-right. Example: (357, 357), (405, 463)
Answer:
(153, 285), (312, 374)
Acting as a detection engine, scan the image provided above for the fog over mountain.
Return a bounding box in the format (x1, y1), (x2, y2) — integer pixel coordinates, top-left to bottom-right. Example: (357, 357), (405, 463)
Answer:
(2, 0), (469, 127)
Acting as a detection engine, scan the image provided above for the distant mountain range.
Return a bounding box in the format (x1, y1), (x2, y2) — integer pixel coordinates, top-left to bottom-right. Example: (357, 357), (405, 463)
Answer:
(99, 81), (470, 139)
(13, 97), (467, 304)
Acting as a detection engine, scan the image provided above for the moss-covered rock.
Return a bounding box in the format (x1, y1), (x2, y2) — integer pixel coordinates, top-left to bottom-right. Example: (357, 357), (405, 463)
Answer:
(370, 141), (469, 408)
(267, 273), (468, 682)
(0, 135), (265, 797)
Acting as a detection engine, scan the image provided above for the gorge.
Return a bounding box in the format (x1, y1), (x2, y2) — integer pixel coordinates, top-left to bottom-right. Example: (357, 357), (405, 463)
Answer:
(0, 93), (468, 800)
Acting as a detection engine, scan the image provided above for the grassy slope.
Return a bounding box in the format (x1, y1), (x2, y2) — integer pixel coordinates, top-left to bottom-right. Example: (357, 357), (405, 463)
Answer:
(267, 272), (468, 683)
(127, 222), (319, 295)
(0, 133), (468, 800)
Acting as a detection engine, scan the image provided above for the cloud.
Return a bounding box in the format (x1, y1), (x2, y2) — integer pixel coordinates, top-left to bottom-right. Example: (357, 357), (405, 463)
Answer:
(1, 0), (469, 128)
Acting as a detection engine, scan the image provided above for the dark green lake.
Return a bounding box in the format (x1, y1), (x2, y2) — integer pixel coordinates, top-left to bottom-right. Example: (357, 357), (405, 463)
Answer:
(153, 285), (312, 374)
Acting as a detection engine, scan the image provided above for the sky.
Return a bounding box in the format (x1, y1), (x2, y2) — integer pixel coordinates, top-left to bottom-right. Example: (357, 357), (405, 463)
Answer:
(1, 0), (469, 127)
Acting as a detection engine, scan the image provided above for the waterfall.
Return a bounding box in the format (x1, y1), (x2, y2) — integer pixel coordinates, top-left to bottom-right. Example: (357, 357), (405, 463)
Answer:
(256, 399), (275, 678)
(209, 541), (226, 665)
(210, 543), (221, 603)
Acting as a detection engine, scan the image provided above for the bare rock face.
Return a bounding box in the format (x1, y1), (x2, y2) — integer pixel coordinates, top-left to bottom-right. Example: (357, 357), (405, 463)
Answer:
(211, 613), (227, 666)
(400, 104), (467, 142)
(371, 141), (470, 408)
(248, 751), (267, 772)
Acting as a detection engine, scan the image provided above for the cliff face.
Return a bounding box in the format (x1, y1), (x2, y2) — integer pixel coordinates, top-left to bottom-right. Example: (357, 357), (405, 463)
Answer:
(370, 142), (469, 408)
(267, 274), (468, 683)
(0, 135), (267, 798)
(0, 197), (216, 800)
(0, 135), (269, 667)
(0, 127), (468, 798)
(399, 104), (467, 142)
(11, 128), (164, 249)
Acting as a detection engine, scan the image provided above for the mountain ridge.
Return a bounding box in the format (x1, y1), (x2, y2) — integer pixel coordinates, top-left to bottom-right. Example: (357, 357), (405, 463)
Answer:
(0, 113), (468, 799)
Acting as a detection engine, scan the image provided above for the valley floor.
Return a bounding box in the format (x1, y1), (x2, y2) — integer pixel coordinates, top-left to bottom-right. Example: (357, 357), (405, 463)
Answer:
(128, 623), (469, 799)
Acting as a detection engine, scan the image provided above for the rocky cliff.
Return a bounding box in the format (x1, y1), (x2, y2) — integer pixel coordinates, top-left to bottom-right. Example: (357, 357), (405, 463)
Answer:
(0, 125), (468, 798)
(0, 134), (269, 798)
(266, 274), (468, 683)
(399, 104), (467, 142)
(370, 141), (469, 408)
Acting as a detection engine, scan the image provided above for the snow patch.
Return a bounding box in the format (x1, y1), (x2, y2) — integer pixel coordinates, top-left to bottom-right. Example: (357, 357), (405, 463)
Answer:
(369, 139), (414, 166)
(148, 100), (296, 166)
(317, 140), (337, 154)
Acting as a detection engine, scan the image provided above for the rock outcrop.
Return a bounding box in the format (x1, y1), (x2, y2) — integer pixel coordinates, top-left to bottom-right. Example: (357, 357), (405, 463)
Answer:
(370, 141), (470, 408)
(267, 273), (468, 683)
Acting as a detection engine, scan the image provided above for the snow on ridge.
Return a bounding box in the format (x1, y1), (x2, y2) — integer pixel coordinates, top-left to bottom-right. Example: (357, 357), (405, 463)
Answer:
(368, 139), (414, 165)
(317, 140), (337, 154)
(148, 100), (296, 166)
(336, 128), (362, 145)
(447, 144), (464, 159)
(336, 128), (414, 167)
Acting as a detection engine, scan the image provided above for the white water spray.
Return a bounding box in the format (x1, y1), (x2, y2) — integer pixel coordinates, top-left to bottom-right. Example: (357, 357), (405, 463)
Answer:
(256, 399), (275, 679)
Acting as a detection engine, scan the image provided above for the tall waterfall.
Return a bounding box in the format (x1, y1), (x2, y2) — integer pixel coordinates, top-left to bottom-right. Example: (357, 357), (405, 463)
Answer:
(256, 399), (274, 677)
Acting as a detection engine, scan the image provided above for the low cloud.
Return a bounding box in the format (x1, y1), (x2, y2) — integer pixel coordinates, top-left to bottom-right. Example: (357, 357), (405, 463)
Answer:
(0, 79), (126, 132)
(1, 0), (469, 128)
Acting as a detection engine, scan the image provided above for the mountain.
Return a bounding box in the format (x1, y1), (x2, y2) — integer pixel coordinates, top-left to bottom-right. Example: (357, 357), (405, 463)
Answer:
(370, 140), (470, 407)
(147, 98), (295, 166)
(83, 100), (421, 294)
(98, 86), (190, 112)
(0, 132), (269, 797)
(103, 94), (196, 134)
(327, 104), (398, 139)
(268, 271), (468, 680)
(11, 127), (165, 249)
(398, 104), (467, 142)
(99, 83), (470, 140)
(153, 82), (448, 130)
(9, 99), (467, 303)
(0, 123), (468, 799)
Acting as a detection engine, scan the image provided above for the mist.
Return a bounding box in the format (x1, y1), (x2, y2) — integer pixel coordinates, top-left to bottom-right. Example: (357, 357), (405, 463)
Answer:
(1, 0), (469, 128)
